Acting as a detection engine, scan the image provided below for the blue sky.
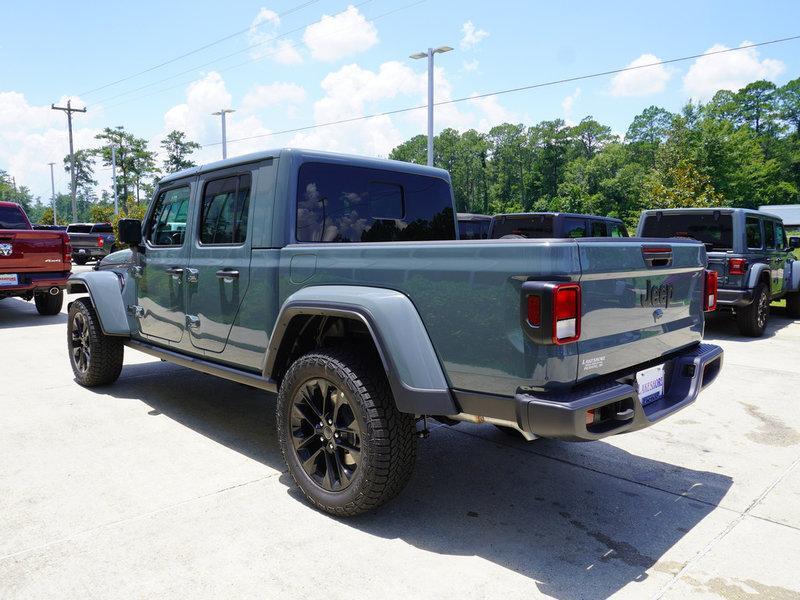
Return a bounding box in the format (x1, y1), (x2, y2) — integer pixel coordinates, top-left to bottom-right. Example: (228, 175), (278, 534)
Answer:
(3, 0), (800, 200)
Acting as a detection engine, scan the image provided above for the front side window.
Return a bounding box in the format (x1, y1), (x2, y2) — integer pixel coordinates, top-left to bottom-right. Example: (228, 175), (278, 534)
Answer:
(745, 217), (762, 249)
(563, 217), (587, 238)
(609, 223), (628, 237)
(764, 220), (776, 249)
(296, 163), (455, 243)
(199, 174), (251, 245)
(147, 186), (190, 246)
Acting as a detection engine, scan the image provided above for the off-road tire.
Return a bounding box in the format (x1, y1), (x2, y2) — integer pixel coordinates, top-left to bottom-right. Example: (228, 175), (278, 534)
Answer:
(34, 290), (63, 315)
(737, 282), (769, 337)
(786, 291), (800, 318)
(67, 297), (124, 387)
(73, 256), (89, 266)
(277, 347), (417, 517)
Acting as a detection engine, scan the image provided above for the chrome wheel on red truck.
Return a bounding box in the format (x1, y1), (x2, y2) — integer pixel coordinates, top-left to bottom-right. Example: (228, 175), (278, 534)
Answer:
(67, 298), (124, 387)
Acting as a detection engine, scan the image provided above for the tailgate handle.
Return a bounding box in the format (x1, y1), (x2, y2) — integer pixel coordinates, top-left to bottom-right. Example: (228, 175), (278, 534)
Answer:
(642, 246), (673, 268)
(614, 408), (635, 421)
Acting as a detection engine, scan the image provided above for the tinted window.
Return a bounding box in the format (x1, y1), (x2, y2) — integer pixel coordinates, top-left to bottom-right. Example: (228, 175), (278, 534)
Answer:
(296, 163), (455, 242)
(147, 186), (190, 246)
(0, 205), (29, 230)
(641, 213), (734, 251)
(459, 220), (490, 240)
(490, 215), (554, 238)
(200, 174), (251, 245)
(67, 224), (92, 233)
(591, 221), (606, 237)
(91, 223), (113, 233)
(609, 223), (628, 237)
(764, 220), (776, 249)
(745, 217), (762, 249)
(775, 221), (787, 250)
(563, 217), (587, 238)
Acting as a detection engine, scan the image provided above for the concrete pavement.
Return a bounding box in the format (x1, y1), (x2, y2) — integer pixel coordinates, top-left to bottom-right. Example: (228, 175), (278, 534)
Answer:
(1, 282), (799, 599)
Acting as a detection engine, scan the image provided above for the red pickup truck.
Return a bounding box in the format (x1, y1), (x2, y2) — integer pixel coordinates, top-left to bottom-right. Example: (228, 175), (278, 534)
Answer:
(0, 201), (72, 315)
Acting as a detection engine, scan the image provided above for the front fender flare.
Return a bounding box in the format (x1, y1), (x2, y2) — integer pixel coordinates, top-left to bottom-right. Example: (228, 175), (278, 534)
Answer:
(66, 271), (130, 336)
(265, 286), (456, 416)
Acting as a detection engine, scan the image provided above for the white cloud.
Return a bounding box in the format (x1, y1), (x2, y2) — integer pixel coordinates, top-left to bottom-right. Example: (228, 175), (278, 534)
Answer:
(470, 94), (518, 131)
(248, 8), (303, 65)
(241, 82), (307, 115)
(460, 21), (488, 50)
(683, 41), (785, 100)
(561, 87), (581, 125)
(303, 5), (378, 62)
(462, 59), (479, 73)
(610, 53), (671, 97)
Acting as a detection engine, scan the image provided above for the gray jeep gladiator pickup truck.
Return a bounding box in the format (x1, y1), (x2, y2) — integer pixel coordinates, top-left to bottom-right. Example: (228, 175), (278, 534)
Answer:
(66, 149), (723, 516)
(638, 208), (800, 336)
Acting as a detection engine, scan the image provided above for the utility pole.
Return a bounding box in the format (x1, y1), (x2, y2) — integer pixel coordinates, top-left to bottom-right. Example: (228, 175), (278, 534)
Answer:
(51, 99), (87, 222)
(48, 162), (57, 225)
(110, 144), (120, 216)
(409, 46), (453, 166)
(212, 109), (235, 159)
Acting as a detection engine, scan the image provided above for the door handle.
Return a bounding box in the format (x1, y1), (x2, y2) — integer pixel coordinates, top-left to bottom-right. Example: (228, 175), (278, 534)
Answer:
(185, 314), (200, 329)
(165, 267), (184, 280)
(185, 268), (199, 283)
(216, 269), (239, 281)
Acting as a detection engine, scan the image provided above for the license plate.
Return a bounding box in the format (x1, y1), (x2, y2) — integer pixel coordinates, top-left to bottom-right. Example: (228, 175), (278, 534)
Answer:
(0, 273), (19, 286)
(636, 364), (665, 406)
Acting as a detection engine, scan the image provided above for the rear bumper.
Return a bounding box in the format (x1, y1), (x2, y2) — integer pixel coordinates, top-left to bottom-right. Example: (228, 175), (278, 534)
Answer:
(454, 343), (723, 442)
(717, 287), (753, 307)
(73, 248), (107, 259)
(0, 271), (70, 297)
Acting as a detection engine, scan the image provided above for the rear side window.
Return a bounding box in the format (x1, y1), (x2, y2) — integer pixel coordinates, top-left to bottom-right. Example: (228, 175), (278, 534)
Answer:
(641, 213), (734, 251)
(147, 186), (190, 246)
(775, 222), (788, 250)
(296, 163), (455, 242)
(0, 205), (30, 229)
(563, 217), (587, 238)
(591, 221), (606, 237)
(199, 174), (251, 245)
(764, 220), (776, 249)
(745, 217), (762, 249)
(490, 215), (554, 238)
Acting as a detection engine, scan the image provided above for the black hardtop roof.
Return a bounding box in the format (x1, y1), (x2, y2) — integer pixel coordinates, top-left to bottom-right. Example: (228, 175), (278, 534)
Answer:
(493, 212), (623, 223)
(640, 207), (782, 220)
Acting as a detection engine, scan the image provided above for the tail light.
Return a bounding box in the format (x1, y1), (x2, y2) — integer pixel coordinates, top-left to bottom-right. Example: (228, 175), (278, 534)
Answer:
(553, 283), (581, 344)
(61, 234), (72, 265)
(704, 270), (718, 312)
(97, 236), (104, 248)
(728, 258), (747, 276)
(527, 295), (542, 326)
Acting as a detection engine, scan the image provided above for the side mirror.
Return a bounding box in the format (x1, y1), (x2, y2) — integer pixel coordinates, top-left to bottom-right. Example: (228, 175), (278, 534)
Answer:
(789, 236), (800, 249)
(118, 219), (143, 246)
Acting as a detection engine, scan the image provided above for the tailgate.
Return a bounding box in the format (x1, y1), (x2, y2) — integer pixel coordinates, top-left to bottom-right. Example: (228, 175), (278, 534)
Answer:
(575, 239), (705, 381)
(69, 233), (99, 249)
(0, 230), (66, 272)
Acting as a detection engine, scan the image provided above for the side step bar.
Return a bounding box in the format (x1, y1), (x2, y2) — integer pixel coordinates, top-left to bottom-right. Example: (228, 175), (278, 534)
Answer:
(125, 339), (278, 393)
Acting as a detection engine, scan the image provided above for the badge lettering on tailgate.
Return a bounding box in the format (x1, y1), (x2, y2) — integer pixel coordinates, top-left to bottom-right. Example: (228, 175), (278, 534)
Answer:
(0, 243), (11, 256)
(640, 280), (673, 308)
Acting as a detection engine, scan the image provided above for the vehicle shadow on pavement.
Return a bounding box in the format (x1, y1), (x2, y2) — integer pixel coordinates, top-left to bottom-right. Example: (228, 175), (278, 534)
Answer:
(704, 306), (797, 341)
(0, 297), (68, 329)
(97, 360), (733, 600)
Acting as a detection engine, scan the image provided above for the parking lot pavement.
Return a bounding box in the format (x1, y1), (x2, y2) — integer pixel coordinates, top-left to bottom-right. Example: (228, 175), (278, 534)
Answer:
(1, 285), (799, 599)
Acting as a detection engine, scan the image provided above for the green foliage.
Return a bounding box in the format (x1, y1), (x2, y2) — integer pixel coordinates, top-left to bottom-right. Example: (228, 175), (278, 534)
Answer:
(389, 77), (800, 220)
(160, 130), (201, 174)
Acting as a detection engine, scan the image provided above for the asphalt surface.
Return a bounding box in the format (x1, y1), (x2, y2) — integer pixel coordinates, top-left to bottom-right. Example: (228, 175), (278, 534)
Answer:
(1, 268), (799, 599)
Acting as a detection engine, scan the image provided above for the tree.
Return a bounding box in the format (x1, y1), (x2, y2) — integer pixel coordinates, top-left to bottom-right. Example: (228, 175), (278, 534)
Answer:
(644, 162), (724, 209)
(572, 116), (614, 158)
(160, 130), (201, 174)
(626, 106), (673, 166)
(778, 78), (800, 136)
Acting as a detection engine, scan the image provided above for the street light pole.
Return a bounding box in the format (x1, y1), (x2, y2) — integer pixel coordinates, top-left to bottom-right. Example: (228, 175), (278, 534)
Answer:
(410, 46), (453, 166)
(110, 144), (120, 216)
(48, 162), (57, 225)
(212, 109), (235, 159)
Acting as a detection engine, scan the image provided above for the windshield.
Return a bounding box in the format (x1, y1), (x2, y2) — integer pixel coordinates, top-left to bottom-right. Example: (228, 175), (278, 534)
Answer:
(491, 215), (554, 238)
(67, 224), (93, 233)
(0, 205), (30, 230)
(641, 213), (734, 250)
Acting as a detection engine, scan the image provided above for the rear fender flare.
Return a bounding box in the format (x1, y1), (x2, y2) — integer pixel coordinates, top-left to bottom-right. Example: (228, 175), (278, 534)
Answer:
(746, 263), (771, 290)
(66, 271), (130, 336)
(265, 285), (456, 416)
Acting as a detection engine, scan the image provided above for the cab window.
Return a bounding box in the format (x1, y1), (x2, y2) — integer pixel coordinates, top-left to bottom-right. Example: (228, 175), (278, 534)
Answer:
(775, 221), (788, 250)
(563, 217), (587, 238)
(609, 223), (628, 237)
(199, 174), (251, 245)
(591, 221), (606, 237)
(147, 186), (190, 246)
(745, 217), (763, 249)
(764, 220), (776, 249)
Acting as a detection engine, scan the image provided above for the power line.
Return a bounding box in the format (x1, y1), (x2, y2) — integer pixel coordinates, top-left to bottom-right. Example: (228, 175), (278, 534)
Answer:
(78, 0), (323, 97)
(205, 34), (800, 148)
(93, 0), (377, 107)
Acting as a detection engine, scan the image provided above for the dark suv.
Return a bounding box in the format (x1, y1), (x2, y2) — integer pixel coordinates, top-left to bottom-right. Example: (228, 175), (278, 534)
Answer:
(489, 212), (628, 239)
(638, 208), (800, 336)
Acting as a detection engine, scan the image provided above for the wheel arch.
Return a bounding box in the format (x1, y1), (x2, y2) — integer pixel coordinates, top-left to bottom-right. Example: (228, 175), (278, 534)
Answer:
(66, 271), (130, 336)
(265, 286), (456, 416)
(746, 263), (771, 290)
